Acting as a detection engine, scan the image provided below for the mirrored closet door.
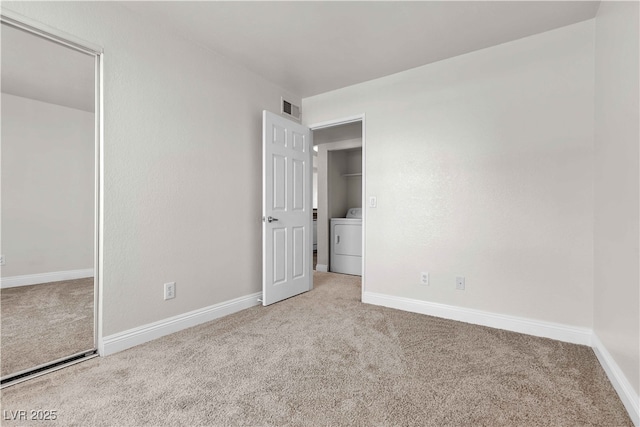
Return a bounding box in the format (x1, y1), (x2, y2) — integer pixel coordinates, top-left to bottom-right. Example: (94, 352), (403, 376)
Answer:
(1, 18), (99, 384)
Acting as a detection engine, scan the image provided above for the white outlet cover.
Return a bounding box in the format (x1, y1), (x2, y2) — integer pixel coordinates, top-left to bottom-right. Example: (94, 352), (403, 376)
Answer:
(420, 272), (429, 285)
(164, 282), (176, 300)
(456, 277), (465, 290)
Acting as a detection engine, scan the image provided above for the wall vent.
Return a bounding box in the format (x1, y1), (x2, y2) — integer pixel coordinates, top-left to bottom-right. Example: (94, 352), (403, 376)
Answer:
(281, 97), (301, 122)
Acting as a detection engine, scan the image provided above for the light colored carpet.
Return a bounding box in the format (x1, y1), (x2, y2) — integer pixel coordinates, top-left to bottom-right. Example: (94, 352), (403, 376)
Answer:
(0, 272), (632, 426)
(1, 278), (94, 377)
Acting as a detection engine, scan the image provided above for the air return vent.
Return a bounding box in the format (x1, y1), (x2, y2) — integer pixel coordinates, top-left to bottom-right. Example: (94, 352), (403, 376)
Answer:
(281, 97), (301, 122)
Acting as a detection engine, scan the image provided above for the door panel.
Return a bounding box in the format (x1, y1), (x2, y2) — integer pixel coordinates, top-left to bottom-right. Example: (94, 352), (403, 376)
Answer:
(292, 226), (305, 279)
(292, 131), (306, 152)
(292, 159), (305, 211)
(272, 155), (287, 211)
(272, 228), (287, 284)
(273, 124), (287, 147)
(0, 18), (100, 384)
(262, 111), (312, 305)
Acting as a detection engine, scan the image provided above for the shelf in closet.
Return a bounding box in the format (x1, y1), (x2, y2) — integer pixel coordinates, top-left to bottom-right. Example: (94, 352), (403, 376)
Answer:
(342, 173), (362, 177)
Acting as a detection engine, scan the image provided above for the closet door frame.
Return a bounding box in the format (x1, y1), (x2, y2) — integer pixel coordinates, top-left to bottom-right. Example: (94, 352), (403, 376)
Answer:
(0, 9), (104, 386)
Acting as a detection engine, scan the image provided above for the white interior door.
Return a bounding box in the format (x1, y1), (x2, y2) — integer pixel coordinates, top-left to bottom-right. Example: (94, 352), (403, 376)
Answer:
(262, 110), (313, 305)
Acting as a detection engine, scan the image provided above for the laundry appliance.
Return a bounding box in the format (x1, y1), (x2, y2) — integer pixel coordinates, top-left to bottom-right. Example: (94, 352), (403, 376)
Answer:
(330, 208), (362, 276)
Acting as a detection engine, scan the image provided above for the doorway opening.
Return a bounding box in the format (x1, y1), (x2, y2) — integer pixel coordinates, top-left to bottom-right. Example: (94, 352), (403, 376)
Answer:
(310, 117), (365, 294)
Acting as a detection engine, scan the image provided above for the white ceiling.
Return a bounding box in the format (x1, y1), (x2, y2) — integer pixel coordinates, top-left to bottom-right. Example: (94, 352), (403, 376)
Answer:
(122, 1), (600, 98)
(1, 2), (600, 112)
(1, 23), (95, 113)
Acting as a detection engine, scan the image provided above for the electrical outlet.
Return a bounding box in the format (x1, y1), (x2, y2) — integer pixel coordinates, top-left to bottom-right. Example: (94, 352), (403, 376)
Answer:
(164, 282), (176, 300)
(420, 272), (429, 285)
(0, 255), (5, 266)
(456, 276), (465, 290)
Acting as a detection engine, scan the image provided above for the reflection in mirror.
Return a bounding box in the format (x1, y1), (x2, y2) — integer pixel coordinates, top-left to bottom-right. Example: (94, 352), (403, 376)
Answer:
(1, 22), (96, 379)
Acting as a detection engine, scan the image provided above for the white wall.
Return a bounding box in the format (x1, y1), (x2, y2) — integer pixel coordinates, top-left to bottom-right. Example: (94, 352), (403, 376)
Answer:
(304, 21), (595, 327)
(1, 2), (299, 336)
(1, 93), (94, 278)
(345, 149), (363, 210)
(594, 0), (640, 400)
(328, 148), (362, 217)
(328, 151), (349, 218)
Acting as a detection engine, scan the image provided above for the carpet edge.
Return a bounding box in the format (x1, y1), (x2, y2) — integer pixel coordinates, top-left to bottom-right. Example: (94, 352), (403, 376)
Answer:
(1, 269), (94, 288)
(363, 290), (639, 425)
(362, 291), (592, 345)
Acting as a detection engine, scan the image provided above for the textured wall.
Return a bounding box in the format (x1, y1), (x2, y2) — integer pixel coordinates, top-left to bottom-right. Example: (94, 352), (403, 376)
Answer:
(593, 1), (640, 396)
(328, 150), (348, 219)
(345, 149), (363, 210)
(1, 93), (94, 277)
(304, 21), (595, 327)
(2, 2), (299, 336)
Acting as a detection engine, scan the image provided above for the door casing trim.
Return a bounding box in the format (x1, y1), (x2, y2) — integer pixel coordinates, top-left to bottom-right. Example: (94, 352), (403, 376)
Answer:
(308, 114), (366, 300)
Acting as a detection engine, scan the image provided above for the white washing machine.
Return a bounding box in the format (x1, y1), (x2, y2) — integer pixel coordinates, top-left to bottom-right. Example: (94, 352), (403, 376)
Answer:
(330, 208), (362, 276)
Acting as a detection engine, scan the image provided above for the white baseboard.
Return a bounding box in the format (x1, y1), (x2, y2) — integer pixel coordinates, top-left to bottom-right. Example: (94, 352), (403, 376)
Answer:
(0, 268), (93, 289)
(100, 291), (262, 356)
(362, 291), (592, 346)
(315, 264), (328, 272)
(363, 291), (638, 424)
(592, 334), (639, 426)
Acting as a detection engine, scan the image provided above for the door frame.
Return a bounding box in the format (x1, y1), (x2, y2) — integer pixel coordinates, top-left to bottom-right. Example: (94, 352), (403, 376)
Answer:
(0, 9), (104, 380)
(308, 114), (366, 300)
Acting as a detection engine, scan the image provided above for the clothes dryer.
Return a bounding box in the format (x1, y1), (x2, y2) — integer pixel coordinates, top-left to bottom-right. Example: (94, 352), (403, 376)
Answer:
(330, 208), (362, 276)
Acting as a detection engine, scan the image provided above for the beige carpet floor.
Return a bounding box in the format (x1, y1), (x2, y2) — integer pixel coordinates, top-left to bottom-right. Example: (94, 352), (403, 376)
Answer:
(1, 278), (94, 377)
(0, 272), (632, 426)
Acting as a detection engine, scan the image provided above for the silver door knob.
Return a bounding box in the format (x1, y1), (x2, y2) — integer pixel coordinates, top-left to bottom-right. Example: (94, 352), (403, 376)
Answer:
(267, 216), (279, 223)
